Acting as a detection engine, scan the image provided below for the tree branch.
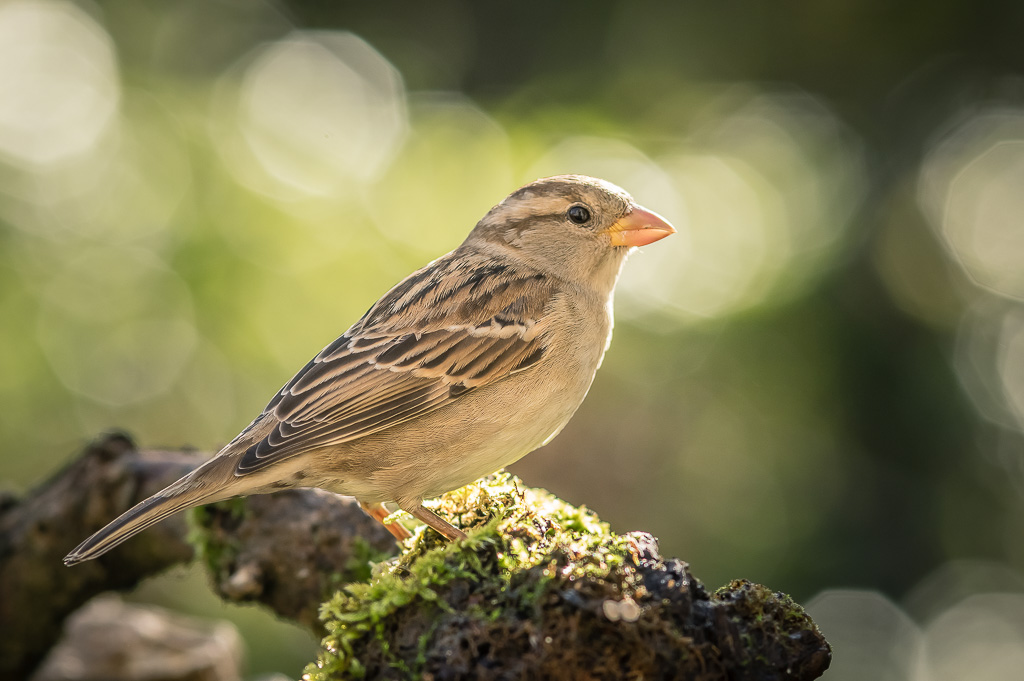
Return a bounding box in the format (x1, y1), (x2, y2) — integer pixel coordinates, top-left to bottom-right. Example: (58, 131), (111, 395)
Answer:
(2, 434), (831, 681)
(0, 432), (398, 680)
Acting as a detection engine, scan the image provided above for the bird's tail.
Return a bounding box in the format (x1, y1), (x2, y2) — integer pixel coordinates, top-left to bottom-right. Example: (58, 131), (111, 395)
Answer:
(63, 476), (227, 566)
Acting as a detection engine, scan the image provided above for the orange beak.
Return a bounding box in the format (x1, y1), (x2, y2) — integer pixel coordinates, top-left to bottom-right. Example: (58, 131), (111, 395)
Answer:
(604, 205), (676, 247)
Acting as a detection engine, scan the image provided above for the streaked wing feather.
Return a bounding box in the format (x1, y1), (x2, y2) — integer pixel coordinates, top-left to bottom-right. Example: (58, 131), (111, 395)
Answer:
(236, 253), (555, 475)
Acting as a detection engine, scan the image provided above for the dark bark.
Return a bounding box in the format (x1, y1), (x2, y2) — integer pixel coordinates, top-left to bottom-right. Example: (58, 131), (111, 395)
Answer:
(0, 433), (200, 680)
(191, 488), (401, 633)
(0, 432), (399, 681)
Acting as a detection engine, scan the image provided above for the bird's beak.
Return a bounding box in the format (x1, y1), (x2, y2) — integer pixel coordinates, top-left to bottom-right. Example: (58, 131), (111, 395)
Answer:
(603, 205), (676, 247)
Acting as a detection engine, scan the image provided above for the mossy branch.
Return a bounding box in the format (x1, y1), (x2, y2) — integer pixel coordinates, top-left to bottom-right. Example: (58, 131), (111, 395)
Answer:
(298, 474), (831, 681)
(5, 435), (830, 681)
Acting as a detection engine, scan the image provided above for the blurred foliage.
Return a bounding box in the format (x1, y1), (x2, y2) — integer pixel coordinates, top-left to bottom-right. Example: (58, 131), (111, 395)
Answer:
(3, 0), (1024, 678)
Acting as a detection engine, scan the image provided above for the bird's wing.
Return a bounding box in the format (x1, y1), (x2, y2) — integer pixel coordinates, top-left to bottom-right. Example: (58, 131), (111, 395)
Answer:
(235, 252), (556, 475)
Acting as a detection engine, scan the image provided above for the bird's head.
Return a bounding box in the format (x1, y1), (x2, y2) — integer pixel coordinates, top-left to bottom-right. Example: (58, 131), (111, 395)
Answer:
(466, 175), (675, 291)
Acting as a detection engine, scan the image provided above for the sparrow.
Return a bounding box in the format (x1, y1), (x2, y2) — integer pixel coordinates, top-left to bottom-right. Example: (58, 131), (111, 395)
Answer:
(64, 174), (675, 565)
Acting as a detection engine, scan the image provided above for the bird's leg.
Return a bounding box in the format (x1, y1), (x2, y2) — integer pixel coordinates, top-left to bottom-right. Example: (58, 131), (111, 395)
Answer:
(359, 501), (412, 540)
(403, 503), (468, 541)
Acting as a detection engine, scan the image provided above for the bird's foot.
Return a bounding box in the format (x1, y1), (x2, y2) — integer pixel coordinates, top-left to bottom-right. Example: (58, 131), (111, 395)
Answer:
(405, 504), (467, 541)
(359, 501), (412, 541)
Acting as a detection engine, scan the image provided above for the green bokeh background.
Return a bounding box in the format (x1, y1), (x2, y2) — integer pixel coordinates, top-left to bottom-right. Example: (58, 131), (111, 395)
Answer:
(4, 1), (1024, 678)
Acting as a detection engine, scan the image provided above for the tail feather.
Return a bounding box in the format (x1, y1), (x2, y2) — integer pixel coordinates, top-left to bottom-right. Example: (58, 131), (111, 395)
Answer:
(64, 491), (208, 565)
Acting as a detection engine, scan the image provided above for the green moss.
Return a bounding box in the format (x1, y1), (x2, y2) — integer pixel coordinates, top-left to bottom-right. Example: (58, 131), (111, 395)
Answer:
(708, 579), (830, 676)
(331, 536), (403, 592)
(186, 497), (249, 575)
(304, 472), (633, 680)
(301, 473), (831, 681)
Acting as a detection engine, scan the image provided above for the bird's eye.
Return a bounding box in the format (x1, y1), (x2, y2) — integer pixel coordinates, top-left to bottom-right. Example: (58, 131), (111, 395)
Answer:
(567, 204), (591, 225)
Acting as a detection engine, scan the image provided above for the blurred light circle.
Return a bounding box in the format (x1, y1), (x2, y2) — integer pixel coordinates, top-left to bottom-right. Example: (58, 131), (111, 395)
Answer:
(215, 30), (407, 199)
(659, 91), (862, 321)
(923, 593), (1024, 681)
(0, 0), (119, 167)
(368, 94), (514, 253)
(998, 308), (1024, 430)
(527, 92), (863, 325)
(805, 590), (924, 681)
(954, 302), (1024, 432)
(919, 111), (1024, 301)
(903, 560), (1024, 624)
(653, 152), (770, 319)
(36, 248), (197, 406)
(19, 95), (192, 243)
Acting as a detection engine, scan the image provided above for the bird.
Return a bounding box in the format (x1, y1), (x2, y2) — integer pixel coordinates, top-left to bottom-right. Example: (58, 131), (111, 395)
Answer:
(63, 174), (675, 565)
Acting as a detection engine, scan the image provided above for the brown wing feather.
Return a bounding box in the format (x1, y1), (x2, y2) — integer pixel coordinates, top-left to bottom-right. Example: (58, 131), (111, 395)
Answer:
(235, 250), (555, 475)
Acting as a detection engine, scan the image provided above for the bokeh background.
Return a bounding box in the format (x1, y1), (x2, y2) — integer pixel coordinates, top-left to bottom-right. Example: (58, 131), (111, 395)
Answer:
(3, 0), (1024, 678)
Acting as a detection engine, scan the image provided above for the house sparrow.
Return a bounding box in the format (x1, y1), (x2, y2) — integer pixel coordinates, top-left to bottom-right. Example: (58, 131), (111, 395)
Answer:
(64, 174), (675, 565)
